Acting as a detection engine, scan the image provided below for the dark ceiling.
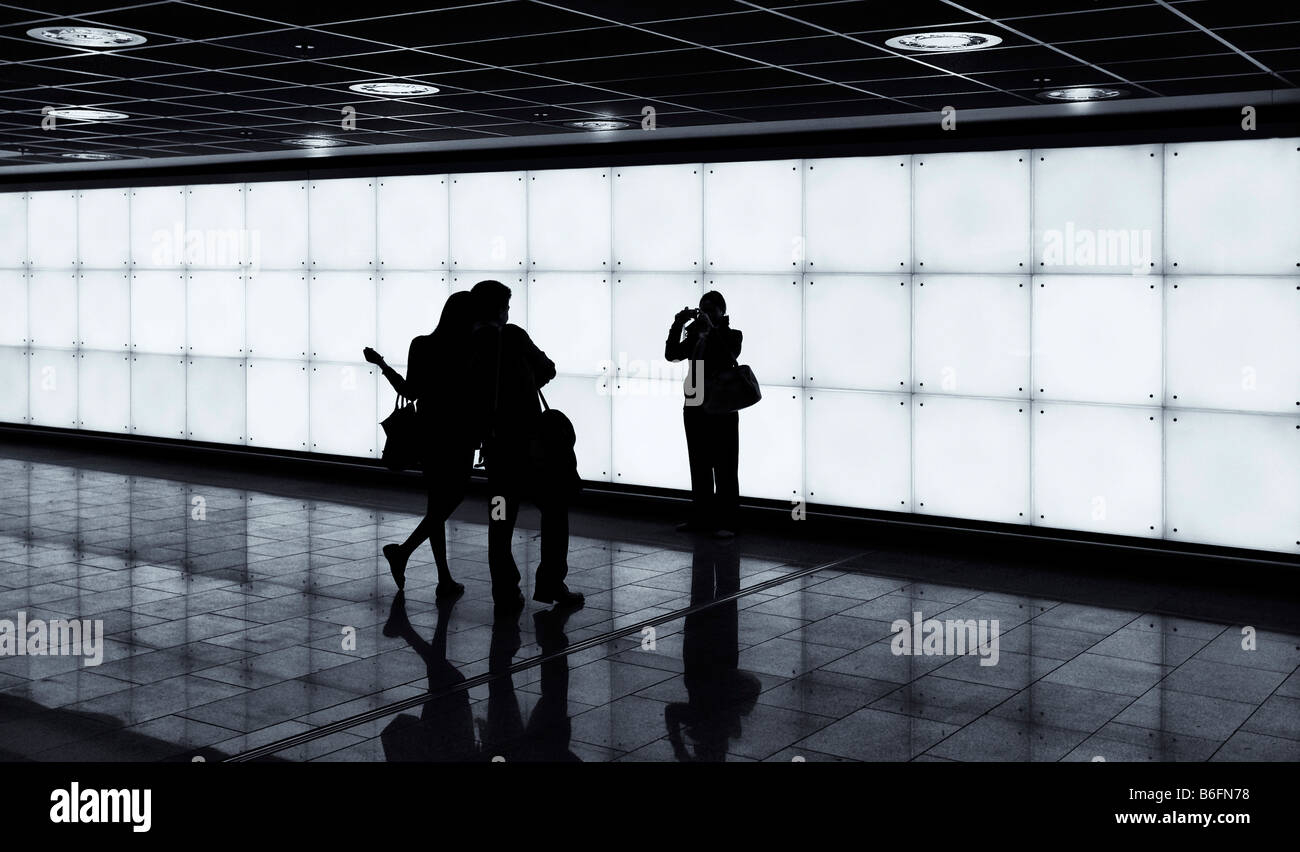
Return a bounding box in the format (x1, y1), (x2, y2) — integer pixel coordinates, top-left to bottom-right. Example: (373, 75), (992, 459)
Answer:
(0, 0), (1297, 167)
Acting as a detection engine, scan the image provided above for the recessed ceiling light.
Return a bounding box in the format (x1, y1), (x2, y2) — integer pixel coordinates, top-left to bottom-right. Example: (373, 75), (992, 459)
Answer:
(885, 32), (1003, 51)
(348, 81), (440, 96)
(282, 137), (348, 148)
(27, 26), (147, 48)
(564, 119), (632, 131)
(48, 107), (129, 121)
(61, 152), (119, 160)
(1040, 86), (1127, 101)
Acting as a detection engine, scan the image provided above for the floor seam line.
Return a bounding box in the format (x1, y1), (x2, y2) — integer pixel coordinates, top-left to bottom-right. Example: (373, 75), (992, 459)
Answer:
(224, 550), (870, 762)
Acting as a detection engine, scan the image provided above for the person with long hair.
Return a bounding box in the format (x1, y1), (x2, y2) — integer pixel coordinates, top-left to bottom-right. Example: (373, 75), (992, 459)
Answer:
(364, 291), (476, 597)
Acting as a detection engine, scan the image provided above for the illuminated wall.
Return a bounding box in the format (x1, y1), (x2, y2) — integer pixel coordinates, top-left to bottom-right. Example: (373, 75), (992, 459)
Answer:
(1, 137), (1297, 553)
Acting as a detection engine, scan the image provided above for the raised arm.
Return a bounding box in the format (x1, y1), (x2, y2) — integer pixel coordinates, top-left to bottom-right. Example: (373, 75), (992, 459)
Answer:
(363, 345), (413, 398)
(664, 307), (697, 362)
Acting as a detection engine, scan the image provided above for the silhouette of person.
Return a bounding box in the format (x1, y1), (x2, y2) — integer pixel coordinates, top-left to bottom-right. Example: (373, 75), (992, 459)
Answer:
(664, 537), (761, 761)
(364, 291), (475, 597)
(479, 609), (580, 762)
(665, 290), (743, 538)
(466, 279), (582, 615)
(379, 592), (477, 762)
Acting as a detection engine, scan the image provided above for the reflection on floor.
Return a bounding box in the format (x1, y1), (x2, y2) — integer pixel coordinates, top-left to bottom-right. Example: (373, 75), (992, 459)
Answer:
(0, 441), (1297, 762)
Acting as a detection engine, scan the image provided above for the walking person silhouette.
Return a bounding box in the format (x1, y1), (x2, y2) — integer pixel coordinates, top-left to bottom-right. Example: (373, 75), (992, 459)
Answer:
(467, 279), (583, 615)
(665, 290), (744, 538)
(364, 291), (476, 598)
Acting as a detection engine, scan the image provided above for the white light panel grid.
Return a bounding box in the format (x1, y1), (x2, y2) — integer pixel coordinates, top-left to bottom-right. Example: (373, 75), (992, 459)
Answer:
(704, 159), (803, 273)
(805, 156), (911, 273)
(78, 271), (130, 350)
(245, 181), (307, 269)
(187, 270), (245, 357)
(913, 275), (1030, 398)
(612, 274), (699, 380)
(28, 348), (78, 428)
(1033, 144), (1163, 275)
(78, 188), (130, 268)
(806, 389), (911, 511)
(612, 164), (703, 272)
(1032, 401), (1162, 538)
(309, 178), (376, 270)
(0, 192), (25, 267)
(0, 346), (26, 423)
(1166, 138), (1300, 275)
(27, 190), (76, 268)
(1166, 276), (1300, 414)
(527, 273), (610, 377)
(130, 271), (185, 354)
(739, 385), (803, 501)
(914, 149), (1030, 273)
(612, 378), (691, 490)
(28, 270), (77, 349)
(377, 175), (449, 271)
(376, 272), (449, 363)
(247, 271), (308, 359)
(130, 186), (186, 268)
(186, 356), (245, 444)
(1031, 274), (1162, 405)
(185, 183), (246, 268)
(805, 275), (910, 392)
(77, 350), (130, 434)
(309, 362), (377, 458)
(309, 272), (375, 364)
(1, 135), (1297, 554)
(1165, 410), (1299, 553)
(130, 353), (185, 439)
(913, 394), (1030, 525)
(528, 167), (610, 271)
(449, 171), (526, 270)
(247, 359), (308, 451)
(0, 270), (27, 346)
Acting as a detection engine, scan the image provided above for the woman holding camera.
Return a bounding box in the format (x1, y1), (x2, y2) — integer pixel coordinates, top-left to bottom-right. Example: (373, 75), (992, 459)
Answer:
(665, 290), (743, 538)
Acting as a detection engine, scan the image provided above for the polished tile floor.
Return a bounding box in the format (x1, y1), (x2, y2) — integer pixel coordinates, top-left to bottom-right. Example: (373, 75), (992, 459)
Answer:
(0, 440), (1297, 762)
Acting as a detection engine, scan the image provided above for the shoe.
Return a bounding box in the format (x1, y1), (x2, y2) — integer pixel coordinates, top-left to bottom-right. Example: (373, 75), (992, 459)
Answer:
(533, 583), (585, 611)
(436, 580), (466, 601)
(382, 592), (408, 638)
(713, 528), (735, 540)
(383, 543), (408, 590)
(493, 588), (525, 615)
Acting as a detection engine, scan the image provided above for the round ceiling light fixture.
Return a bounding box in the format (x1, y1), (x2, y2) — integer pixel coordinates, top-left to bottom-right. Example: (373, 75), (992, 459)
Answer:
(61, 151), (119, 160)
(27, 26), (147, 48)
(47, 107), (129, 121)
(884, 32), (1003, 51)
(564, 119), (632, 131)
(281, 137), (348, 148)
(347, 81), (440, 96)
(1040, 86), (1127, 101)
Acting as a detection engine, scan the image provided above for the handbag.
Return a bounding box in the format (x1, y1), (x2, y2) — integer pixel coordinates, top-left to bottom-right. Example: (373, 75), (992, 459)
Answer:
(485, 327), (582, 498)
(380, 395), (421, 471)
(529, 388), (582, 499)
(703, 364), (762, 414)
